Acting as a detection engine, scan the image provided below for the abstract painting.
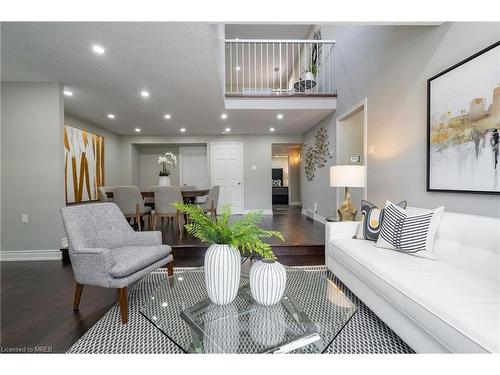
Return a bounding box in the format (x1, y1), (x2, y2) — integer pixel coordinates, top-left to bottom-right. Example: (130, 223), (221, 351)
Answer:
(64, 125), (105, 203)
(427, 41), (500, 194)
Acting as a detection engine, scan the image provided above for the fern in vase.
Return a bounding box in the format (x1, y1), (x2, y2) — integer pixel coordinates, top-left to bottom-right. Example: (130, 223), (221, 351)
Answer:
(173, 203), (283, 259)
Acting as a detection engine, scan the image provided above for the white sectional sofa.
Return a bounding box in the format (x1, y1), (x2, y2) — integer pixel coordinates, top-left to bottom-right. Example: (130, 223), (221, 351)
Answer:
(325, 209), (500, 353)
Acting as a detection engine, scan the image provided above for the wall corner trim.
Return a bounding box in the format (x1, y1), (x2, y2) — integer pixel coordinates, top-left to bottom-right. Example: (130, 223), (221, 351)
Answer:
(301, 208), (326, 225)
(0, 250), (62, 262)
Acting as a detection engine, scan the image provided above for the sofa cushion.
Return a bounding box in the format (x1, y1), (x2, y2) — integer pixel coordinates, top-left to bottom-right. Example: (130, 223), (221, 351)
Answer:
(110, 245), (171, 278)
(376, 202), (444, 253)
(432, 211), (500, 283)
(329, 238), (499, 353)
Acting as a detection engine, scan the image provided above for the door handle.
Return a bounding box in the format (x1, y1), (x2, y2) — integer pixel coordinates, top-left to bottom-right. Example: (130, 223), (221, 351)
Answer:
(237, 182), (241, 185)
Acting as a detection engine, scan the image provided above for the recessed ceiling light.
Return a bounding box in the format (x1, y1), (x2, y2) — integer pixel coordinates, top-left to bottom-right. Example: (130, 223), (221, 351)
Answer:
(107, 113), (115, 119)
(134, 128), (141, 133)
(236, 66), (241, 71)
(221, 113), (228, 120)
(63, 90), (73, 97)
(277, 113), (284, 120)
(140, 90), (150, 98)
(180, 128), (186, 133)
(225, 127), (231, 132)
(164, 114), (171, 119)
(92, 44), (105, 55)
(221, 131), (227, 134)
(269, 127), (275, 132)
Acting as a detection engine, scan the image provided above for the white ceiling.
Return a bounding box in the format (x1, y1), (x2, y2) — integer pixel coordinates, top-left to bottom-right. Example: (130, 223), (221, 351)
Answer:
(1, 22), (331, 135)
(225, 24), (314, 39)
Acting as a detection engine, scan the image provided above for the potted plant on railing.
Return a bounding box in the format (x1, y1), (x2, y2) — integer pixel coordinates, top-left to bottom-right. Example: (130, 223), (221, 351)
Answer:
(158, 152), (177, 186)
(174, 203), (286, 306)
(304, 62), (318, 81)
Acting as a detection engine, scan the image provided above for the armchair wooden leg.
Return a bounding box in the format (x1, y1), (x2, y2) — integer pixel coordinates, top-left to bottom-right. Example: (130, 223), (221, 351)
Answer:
(167, 261), (174, 277)
(73, 283), (84, 311)
(118, 287), (128, 324)
(167, 262), (174, 287)
(176, 211), (183, 238)
(135, 203), (142, 231)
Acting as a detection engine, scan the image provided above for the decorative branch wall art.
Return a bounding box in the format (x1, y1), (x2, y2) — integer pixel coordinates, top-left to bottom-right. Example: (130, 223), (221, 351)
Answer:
(304, 127), (331, 182)
(304, 145), (316, 182)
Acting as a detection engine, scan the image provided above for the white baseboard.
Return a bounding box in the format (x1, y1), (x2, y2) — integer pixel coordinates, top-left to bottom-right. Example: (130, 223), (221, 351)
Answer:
(243, 209), (273, 215)
(301, 208), (326, 225)
(0, 249), (62, 262)
(289, 201), (301, 206)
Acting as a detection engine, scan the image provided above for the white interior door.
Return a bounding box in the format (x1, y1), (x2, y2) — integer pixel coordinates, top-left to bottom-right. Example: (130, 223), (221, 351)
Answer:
(180, 147), (209, 188)
(211, 142), (243, 214)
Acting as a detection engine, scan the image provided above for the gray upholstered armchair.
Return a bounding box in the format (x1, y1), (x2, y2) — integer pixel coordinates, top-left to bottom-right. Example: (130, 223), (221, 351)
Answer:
(60, 202), (173, 324)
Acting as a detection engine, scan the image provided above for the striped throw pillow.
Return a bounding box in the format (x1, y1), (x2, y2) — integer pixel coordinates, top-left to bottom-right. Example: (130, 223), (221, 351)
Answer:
(376, 202), (444, 254)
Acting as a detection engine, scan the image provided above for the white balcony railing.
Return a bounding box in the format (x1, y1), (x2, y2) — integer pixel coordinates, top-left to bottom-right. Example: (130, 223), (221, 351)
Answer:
(225, 39), (336, 97)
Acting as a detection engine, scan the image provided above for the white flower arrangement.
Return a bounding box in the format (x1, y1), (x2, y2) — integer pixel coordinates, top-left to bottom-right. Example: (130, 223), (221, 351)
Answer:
(158, 152), (177, 176)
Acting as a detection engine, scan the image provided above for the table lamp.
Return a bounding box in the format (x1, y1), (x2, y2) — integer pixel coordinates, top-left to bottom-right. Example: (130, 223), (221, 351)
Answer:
(330, 165), (366, 221)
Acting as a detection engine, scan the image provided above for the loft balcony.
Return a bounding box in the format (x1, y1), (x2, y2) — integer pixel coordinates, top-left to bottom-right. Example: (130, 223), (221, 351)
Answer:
(223, 39), (337, 110)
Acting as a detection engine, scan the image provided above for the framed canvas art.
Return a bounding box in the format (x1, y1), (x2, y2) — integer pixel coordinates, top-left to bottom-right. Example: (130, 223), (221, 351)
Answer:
(427, 41), (500, 194)
(64, 125), (105, 203)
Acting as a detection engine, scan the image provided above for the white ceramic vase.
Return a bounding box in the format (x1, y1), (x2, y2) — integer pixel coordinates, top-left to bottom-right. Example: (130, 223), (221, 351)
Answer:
(159, 176), (171, 186)
(204, 244), (241, 305)
(249, 259), (286, 306)
(303, 71), (315, 82)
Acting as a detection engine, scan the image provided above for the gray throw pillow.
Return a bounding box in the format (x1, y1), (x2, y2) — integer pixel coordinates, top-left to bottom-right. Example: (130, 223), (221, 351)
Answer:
(356, 200), (407, 241)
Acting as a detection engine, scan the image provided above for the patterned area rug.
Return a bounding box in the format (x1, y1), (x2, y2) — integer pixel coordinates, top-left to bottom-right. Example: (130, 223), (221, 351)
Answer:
(68, 266), (414, 354)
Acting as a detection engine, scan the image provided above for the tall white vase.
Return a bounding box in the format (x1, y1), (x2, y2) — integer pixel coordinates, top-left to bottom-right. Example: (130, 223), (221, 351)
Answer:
(249, 259), (286, 306)
(159, 176), (171, 186)
(204, 244), (241, 305)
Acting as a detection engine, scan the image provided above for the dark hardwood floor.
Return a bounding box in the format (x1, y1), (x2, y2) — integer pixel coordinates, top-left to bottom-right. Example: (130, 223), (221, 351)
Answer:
(0, 207), (325, 353)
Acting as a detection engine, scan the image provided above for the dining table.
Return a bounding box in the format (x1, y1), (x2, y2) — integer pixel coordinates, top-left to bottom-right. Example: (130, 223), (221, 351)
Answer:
(105, 187), (210, 204)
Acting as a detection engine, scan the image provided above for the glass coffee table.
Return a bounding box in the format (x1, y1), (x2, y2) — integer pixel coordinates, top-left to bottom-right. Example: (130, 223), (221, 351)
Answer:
(140, 267), (356, 353)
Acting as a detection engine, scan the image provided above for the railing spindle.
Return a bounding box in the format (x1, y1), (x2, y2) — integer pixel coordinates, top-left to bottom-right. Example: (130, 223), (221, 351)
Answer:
(229, 43), (232, 93)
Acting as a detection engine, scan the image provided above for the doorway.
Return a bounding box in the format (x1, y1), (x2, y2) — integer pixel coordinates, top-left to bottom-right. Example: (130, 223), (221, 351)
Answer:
(271, 143), (302, 214)
(336, 99), (368, 215)
(211, 142), (244, 214)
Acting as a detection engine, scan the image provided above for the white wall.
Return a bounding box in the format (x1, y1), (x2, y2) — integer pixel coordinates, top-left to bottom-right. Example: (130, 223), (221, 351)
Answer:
(64, 114), (123, 187)
(302, 23), (500, 218)
(337, 108), (365, 212)
(1, 82), (64, 252)
(137, 145), (180, 190)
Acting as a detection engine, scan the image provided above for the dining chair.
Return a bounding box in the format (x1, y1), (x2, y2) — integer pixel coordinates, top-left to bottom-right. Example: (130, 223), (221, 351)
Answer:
(199, 185), (220, 220)
(113, 186), (152, 231)
(152, 186), (185, 236)
(97, 186), (114, 202)
(60, 203), (173, 324)
(145, 186), (158, 206)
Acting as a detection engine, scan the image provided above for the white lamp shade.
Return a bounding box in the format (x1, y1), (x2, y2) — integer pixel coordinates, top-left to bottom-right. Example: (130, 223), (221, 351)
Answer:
(330, 165), (366, 187)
